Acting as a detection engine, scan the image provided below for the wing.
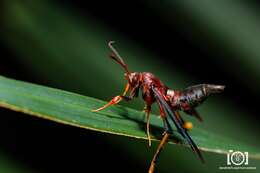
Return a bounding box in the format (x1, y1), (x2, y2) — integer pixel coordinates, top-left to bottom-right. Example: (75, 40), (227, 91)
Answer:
(152, 86), (204, 163)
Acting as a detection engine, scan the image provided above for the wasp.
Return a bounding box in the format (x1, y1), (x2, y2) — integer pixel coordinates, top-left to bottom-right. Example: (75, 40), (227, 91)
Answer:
(92, 41), (225, 173)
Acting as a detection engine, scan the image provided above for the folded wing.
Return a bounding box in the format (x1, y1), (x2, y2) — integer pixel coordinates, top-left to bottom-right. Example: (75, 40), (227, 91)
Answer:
(152, 86), (204, 163)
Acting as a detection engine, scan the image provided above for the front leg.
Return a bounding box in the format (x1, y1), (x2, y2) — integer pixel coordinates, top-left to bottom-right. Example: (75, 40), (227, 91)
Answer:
(92, 83), (130, 112)
(92, 83), (139, 112)
(92, 95), (129, 112)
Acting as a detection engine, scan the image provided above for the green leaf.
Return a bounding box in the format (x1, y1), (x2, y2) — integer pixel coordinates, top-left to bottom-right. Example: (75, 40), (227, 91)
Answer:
(0, 75), (259, 159)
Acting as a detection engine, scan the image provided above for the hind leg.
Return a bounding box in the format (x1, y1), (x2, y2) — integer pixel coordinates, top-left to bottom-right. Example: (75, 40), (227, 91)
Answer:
(175, 111), (193, 130)
(148, 117), (173, 173)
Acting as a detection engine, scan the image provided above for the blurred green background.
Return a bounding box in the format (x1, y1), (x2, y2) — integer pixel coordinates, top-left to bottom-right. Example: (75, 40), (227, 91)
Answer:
(0, 0), (260, 172)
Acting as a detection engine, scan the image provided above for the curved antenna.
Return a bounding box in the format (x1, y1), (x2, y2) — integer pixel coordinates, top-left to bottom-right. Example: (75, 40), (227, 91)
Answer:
(108, 41), (130, 74)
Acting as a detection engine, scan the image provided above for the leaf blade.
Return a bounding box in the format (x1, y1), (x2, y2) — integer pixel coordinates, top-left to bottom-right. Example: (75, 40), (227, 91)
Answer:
(0, 75), (259, 159)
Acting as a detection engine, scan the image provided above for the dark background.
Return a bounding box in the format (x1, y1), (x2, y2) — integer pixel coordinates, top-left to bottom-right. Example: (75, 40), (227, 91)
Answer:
(0, 0), (260, 173)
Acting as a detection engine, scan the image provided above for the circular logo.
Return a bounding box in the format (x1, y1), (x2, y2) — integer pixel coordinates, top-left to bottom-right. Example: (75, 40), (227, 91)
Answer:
(230, 151), (245, 165)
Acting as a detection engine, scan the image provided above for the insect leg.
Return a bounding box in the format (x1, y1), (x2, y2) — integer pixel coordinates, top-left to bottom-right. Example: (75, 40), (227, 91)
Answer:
(148, 100), (172, 173)
(185, 108), (203, 122)
(92, 83), (130, 112)
(144, 104), (152, 147)
(175, 111), (193, 130)
(148, 131), (170, 173)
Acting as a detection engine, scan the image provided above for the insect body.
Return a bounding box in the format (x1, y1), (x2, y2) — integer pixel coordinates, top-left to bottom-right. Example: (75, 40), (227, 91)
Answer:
(92, 41), (225, 173)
